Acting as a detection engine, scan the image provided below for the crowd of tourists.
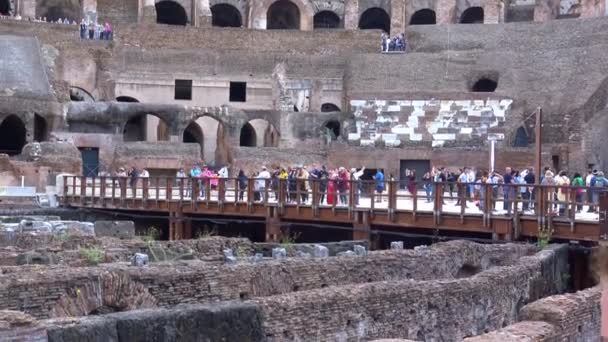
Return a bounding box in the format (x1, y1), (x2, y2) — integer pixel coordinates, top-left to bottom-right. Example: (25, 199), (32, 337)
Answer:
(0, 14), (112, 41)
(110, 163), (607, 214)
(381, 32), (407, 52)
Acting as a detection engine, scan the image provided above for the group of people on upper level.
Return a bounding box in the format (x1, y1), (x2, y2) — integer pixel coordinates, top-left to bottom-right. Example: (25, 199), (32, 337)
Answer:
(79, 19), (113, 40)
(381, 32), (407, 52)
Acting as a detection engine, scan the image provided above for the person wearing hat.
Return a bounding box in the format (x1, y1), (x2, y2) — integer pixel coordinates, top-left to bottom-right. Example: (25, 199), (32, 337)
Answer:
(590, 171), (607, 212)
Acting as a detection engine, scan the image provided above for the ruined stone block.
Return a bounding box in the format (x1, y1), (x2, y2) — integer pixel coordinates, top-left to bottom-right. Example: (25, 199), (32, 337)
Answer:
(16, 252), (56, 265)
(354, 245), (367, 256)
(390, 241), (404, 250)
(337, 250), (356, 257)
(131, 253), (149, 267)
(19, 220), (52, 233)
(93, 221), (135, 239)
(272, 248), (286, 259)
(313, 245), (329, 258)
(296, 251), (311, 258)
(249, 253), (263, 263)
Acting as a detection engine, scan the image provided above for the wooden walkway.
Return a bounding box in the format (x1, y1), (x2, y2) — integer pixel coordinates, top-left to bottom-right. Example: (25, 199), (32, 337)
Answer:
(61, 176), (607, 243)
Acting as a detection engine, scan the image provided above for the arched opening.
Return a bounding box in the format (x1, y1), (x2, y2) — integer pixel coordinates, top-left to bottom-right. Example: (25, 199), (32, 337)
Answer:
(514, 127), (529, 147)
(155, 0), (188, 26)
(247, 119), (279, 147)
(37, 0), (81, 22)
(211, 4), (242, 27)
(409, 9), (436, 25)
(183, 121), (204, 156)
(313, 11), (341, 29)
(123, 114), (170, 142)
(0, 0), (10, 15)
(267, 0), (300, 29)
(460, 7), (484, 24)
(471, 78), (497, 92)
(70, 87), (94, 102)
(324, 120), (340, 141)
(359, 7), (390, 33)
(34, 114), (48, 142)
(240, 122), (257, 147)
(116, 96), (140, 103)
(192, 115), (226, 164)
(321, 103), (341, 112)
(0, 115), (26, 156)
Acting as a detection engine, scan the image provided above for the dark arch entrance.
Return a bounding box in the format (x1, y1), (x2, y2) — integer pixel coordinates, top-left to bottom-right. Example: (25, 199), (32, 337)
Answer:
(34, 114), (48, 142)
(0, 0), (10, 15)
(156, 1), (188, 26)
(514, 127), (529, 147)
(324, 120), (340, 140)
(37, 0), (81, 22)
(267, 0), (300, 29)
(183, 121), (204, 155)
(314, 11), (340, 29)
(359, 7), (390, 33)
(0, 115), (26, 156)
(239, 122), (257, 147)
(410, 9), (436, 25)
(116, 96), (139, 103)
(123, 114), (170, 142)
(211, 4), (242, 27)
(472, 78), (497, 92)
(460, 7), (484, 23)
(321, 103), (341, 112)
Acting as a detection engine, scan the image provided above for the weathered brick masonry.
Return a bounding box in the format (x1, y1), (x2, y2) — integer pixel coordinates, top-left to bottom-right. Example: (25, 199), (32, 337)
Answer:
(0, 241), (535, 319)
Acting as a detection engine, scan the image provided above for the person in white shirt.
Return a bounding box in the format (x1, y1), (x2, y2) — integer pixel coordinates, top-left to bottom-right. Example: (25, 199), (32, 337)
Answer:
(257, 166), (271, 201)
(218, 165), (229, 178)
(350, 166), (365, 205)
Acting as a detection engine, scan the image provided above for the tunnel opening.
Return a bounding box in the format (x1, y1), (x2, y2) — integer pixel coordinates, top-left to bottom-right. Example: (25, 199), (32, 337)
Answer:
(471, 77), (497, 92)
(239, 122), (257, 147)
(183, 121), (204, 155)
(34, 114), (48, 142)
(0, 0), (10, 15)
(410, 9), (436, 25)
(0, 115), (26, 156)
(211, 4), (242, 27)
(321, 103), (341, 112)
(324, 120), (341, 140)
(460, 7), (484, 24)
(123, 114), (170, 142)
(313, 10), (341, 29)
(359, 7), (390, 33)
(116, 96), (140, 103)
(267, 0), (300, 29)
(156, 0), (188, 25)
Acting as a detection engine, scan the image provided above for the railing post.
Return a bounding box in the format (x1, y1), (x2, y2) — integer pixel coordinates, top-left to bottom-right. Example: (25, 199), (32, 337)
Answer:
(166, 177), (172, 201)
(312, 180), (319, 216)
(247, 178), (254, 211)
(79, 176), (85, 205)
(62, 175), (69, 206)
(142, 178), (149, 207)
(100, 176), (106, 207)
(412, 181), (417, 221)
(388, 180), (396, 222)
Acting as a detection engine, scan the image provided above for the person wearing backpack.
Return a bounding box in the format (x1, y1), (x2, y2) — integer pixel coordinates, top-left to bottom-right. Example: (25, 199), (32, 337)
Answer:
(590, 171), (607, 213)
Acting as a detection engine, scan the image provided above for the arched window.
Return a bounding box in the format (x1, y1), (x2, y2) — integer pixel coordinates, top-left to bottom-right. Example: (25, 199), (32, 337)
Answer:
(187, 115), (225, 164)
(37, 0), (81, 22)
(183, 121), (204, 156)
(70, 87), (94, 102)
(0, 0), (10, 15)
(321, 103), (341, 112)
(460, 7), (484, 24)
(514, 127), (529, 147)
(123, 114), (170, 142)
(359, 7), (390, 33)
(267, 0), (300, 29)
(240, 122), (257, 146)
(116, 96), (139, 103)
(471, 78), (497, 92)
(313, 11), (341, 29)
(409, 9), (436, 25)
(155, 1), (188, 26)
(211, 4), (242, 27)
(0, 115), (26, 156)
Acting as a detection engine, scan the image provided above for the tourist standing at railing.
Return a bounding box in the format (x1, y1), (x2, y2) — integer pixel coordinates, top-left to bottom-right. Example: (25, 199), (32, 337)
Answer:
(128, 167), (139, 195)
(318, 166), (329, 204)
(456, 168), (469, 207)
(523, 167), (535, 211)
(586, 170), (595, 208)
(287, 167), (297, 203)
(590, 171), (607, 213)
(374, 169), (385, 203)
(79, 19), (87, 39)
(446, 171), (456, 199)
(422, 171), (433, 203)
(407, 170), (416, 195)
(189, 163), (202, 198)
(350, 166), (365, 206)
(502, 167), (513, 211)
(237, 170), (247, 201)
(327, 172), (336, 205)
(514, 170), (527, 211)
(257, 166), (271, 202)
(571, 172), (584, 213)
(337, 167), (350, 205)
(555, 171), (570, 216)
(489, 171), (502, 209)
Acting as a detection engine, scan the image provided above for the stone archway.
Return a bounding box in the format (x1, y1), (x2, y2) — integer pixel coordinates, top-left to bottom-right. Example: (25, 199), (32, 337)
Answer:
(324, 120), (340, 141)
(49, 272), (156, 318)
(314, 10), (341, 28)
(460, 6), (484, 23)
(36, 0), (81, 22)
(183, 121), (204, 156)
(359, 7), (390, 33)
(211, 3), (242, 27)
(321, 103), (341, 112)
(116, 96), (140, 103)
(156, 0), (188, 25)
(0, 115), (26, 156)
(70, 87), (95, 102)
(34, 114), (48, 142)
(189, 115), (226, 165)
(240, 122), (257, 146)
(267, 0), (300, 29)
(123, 114), (170, 142)
(410, 9), (436, 25)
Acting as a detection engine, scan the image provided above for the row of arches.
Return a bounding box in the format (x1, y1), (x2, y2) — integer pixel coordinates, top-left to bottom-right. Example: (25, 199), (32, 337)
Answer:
(0, 114), (48, 156)
(153, 0), (484, 29)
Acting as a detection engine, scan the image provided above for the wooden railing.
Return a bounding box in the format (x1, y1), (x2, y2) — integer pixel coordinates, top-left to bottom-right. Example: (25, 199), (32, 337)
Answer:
(62, 175), (603, 223)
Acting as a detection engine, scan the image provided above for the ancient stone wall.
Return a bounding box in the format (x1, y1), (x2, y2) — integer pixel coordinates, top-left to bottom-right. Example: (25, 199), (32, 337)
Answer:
(0, 241), (536, 319)
(465, 286), (601, 341)
(253, 245), (569, 341)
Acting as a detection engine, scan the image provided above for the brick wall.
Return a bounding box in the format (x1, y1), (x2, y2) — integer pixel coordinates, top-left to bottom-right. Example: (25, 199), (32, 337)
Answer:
(0, 241), (535, 319)
(252, 245), (569, 341)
